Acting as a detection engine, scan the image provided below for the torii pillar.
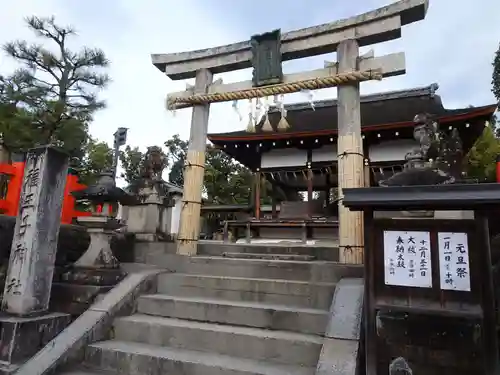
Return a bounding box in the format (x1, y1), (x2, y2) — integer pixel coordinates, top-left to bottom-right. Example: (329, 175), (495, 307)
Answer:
(336, 39), (365, 264)
(177, 69), (213, 255)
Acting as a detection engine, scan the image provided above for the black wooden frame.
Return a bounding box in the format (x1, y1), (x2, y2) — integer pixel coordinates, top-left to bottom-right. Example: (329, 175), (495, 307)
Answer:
(343, 183), (500, 375)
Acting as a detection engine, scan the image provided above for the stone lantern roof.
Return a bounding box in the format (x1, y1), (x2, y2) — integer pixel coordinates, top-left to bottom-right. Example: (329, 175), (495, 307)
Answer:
(72, 170), (137, 205)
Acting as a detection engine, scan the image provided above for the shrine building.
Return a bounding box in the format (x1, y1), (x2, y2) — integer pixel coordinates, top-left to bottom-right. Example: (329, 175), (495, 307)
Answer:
(207, 84), (497, 242)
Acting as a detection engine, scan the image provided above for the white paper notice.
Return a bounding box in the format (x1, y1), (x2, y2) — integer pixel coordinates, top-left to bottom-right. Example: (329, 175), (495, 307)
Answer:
(383, 230), (432, 288)
(438, 232), (471, 291)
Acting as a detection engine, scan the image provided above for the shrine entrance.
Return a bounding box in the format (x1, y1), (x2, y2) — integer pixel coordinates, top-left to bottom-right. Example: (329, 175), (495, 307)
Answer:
(343, 183), (500, 375)
(151, 0), (429, 260)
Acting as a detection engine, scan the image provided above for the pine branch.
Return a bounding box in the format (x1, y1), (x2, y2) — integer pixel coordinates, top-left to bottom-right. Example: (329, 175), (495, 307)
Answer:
(69, 70), (110, 89)
(3, 41), (60, 82)
(73, 47), (109, 69)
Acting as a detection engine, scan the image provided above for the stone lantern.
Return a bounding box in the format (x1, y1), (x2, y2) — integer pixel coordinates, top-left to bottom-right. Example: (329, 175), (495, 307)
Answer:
(71, 169), (136, 270)
(51, 171), (137, 315)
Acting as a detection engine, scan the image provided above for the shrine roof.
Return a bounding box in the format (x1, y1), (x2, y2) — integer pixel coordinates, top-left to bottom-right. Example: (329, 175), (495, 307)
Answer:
(207, 84), (497, 142)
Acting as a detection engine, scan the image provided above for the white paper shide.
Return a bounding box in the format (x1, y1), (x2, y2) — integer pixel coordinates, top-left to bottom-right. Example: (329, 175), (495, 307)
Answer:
(438, 232), (470, 291)
(383, 230), (432, 288)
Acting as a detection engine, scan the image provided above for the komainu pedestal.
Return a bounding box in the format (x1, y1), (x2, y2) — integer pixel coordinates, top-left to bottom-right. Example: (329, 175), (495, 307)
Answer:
(122, 146), (180, 242)
(0, 146), (71, 373)
(124, 184), (173, 242)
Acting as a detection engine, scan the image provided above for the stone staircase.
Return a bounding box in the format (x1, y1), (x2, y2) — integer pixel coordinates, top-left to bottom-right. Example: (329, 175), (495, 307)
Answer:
(58, 244), (363, 375)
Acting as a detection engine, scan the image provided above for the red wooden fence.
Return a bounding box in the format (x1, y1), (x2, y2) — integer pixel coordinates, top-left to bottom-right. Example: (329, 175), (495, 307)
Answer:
(0, 162), (91, 224)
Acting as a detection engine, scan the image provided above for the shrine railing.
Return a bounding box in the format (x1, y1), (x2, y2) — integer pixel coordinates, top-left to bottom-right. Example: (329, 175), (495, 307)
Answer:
(0, 161), (91, 224)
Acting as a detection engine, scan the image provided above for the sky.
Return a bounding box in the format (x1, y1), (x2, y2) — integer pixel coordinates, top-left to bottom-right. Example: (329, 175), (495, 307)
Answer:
(0, 0), (499, 155)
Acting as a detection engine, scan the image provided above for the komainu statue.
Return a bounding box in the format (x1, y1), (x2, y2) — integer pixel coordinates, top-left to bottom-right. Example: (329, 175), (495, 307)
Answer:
(379, 113), (463, 187)
(141, 146), (167, 181)
(389, 357), (412, 375)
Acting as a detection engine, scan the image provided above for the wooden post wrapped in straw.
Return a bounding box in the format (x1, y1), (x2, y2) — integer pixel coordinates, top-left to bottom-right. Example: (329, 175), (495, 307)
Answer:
(177, 150), (206, 255)
(337, 39), (365, 265)
(177, 68), (213, 256)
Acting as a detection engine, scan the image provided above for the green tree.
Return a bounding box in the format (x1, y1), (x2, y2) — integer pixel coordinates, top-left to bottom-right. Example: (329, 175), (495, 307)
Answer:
(119, 145), (144, 185)
(163, 134), (271, 204)
(0, 72), (42, 151)
(77, 138), (114, 186)
(204, 144), (254, 204)
(493, 42), (500, 102)
(465, 125), (500, 182)
(164, 134), (188, 186)
(1, 16), (109, 157)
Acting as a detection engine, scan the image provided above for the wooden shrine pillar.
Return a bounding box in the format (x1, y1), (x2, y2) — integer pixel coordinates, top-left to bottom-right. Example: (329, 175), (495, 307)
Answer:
(177, 68), (213, 255)
(307, 167), (314, 217)
(254, 171), (261, 219)
(337, 39), (364, 264)
(271, 183), (277, 219)
(325, 172), (331, 206)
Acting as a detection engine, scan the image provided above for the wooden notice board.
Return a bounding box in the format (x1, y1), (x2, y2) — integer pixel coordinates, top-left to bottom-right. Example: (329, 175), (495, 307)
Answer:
(364, 218), (497, 375)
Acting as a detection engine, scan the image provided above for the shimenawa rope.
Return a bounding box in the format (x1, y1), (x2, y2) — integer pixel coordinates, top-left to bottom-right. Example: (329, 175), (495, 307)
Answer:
(167, 69), (382, 109)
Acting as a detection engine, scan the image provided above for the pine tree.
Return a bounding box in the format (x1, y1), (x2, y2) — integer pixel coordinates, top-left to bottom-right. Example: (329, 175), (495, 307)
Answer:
(3, 16), (110, 149)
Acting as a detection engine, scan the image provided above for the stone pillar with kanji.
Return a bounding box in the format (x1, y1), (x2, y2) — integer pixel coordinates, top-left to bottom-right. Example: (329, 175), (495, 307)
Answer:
(0, 146), (71, 373)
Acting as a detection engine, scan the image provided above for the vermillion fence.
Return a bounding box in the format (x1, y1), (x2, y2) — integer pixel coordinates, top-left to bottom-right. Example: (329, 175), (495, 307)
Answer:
(0, 161), (91, 224)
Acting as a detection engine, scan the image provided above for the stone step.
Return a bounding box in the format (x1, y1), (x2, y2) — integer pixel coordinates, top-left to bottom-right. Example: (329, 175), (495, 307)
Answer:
(58, 369), (112, 375)
(85, 340), (316, 375)
(156, 273), (336, 309)
(151, 255), (363, 282)
(221, 252), (316, 261)
(113, 314), (323, 366)
(137, 294), (328, 335)
(199, 243), (339, 261)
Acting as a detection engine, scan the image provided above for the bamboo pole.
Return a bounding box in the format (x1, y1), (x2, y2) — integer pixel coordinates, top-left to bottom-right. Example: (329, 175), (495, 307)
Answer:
(337, 39), (365, 265)
(177, 69), (213, 256)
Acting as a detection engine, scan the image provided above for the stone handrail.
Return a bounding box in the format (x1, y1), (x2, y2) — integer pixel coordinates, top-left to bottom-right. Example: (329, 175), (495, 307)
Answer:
(15, 268), (166, 375)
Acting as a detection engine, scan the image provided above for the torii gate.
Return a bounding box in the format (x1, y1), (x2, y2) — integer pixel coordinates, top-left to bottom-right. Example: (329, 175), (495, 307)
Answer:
(152, 0), (428, 261)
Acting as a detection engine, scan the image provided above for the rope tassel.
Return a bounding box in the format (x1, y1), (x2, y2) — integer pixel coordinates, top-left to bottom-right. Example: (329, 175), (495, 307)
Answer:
(246, 99), (255, 133)
(246, 113), (255, 132)
(261, 97), (273, 132)
(277, 94), (289, 131)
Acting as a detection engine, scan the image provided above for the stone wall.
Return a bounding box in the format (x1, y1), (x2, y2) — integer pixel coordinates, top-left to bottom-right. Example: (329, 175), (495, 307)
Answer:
(0, 214), (90, 268)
